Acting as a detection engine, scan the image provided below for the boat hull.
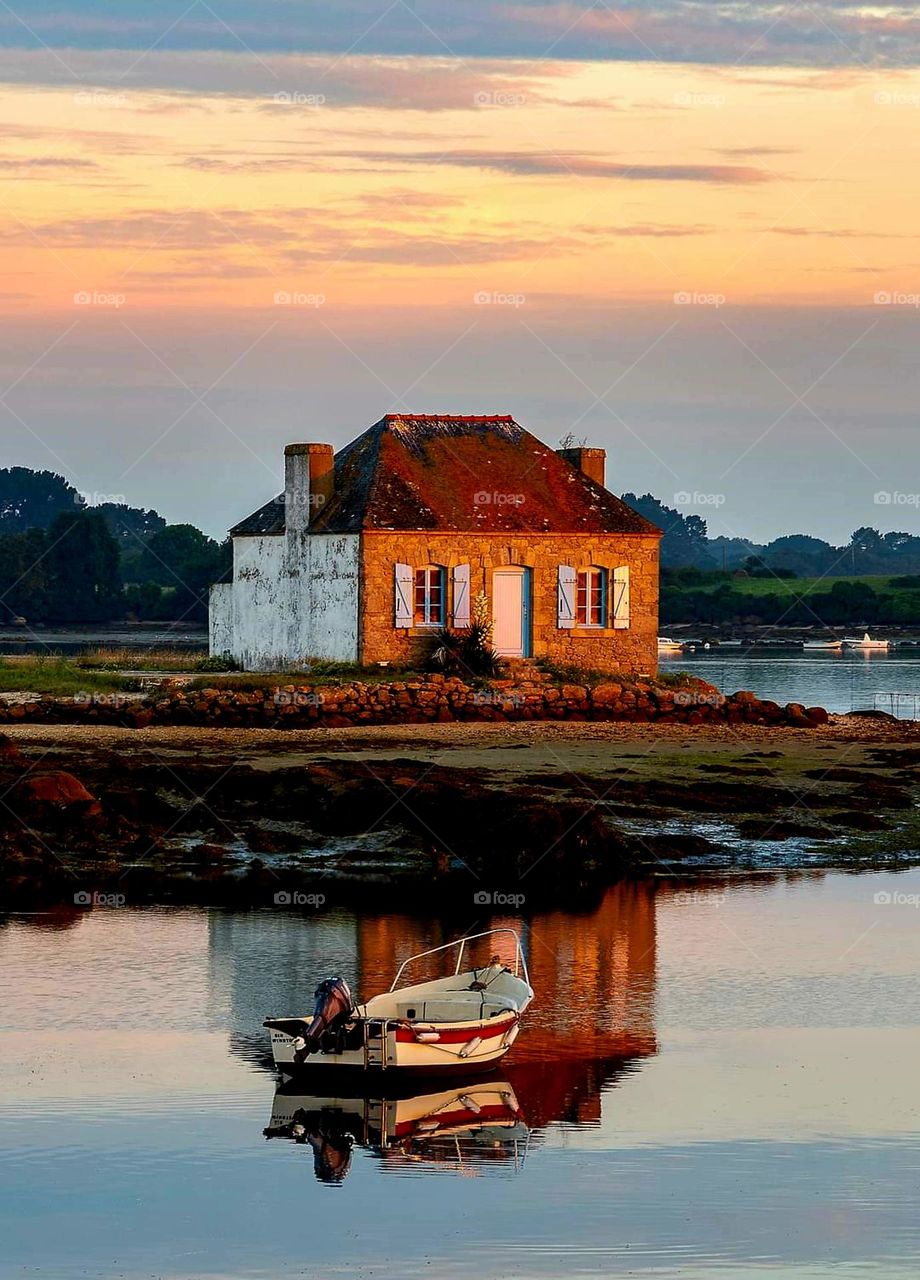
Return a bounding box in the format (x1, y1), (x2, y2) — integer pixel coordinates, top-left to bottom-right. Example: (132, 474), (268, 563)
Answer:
(268, 1015), (520, 1078)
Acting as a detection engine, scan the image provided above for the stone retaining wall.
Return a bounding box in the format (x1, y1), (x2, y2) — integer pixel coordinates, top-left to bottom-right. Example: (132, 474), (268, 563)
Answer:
(0, 676), (830, 730)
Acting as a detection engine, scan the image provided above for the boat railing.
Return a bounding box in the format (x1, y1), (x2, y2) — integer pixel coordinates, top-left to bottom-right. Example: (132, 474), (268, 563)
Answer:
(389, 929), (529, 992)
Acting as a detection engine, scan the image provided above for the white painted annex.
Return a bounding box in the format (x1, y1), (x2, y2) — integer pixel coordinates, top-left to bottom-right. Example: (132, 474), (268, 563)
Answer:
(209, 444), (359, 670)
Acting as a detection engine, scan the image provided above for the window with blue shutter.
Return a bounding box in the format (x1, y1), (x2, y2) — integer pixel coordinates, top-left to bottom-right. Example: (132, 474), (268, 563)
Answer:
(414, 566), (446, 626)
(576, 567), (607, 626)
(613, 566), (630, 629)
(452, 563), (471, 627)
(394, 562), (413, 628)
(557, 564), (576, 629)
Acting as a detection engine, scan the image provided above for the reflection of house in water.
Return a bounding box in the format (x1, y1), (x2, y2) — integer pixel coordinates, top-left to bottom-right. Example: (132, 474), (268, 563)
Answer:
(214, 882), (658, 1134)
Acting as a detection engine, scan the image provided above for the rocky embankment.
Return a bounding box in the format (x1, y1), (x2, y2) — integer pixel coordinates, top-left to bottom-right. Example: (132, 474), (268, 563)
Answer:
(3, 707), (918, 911)
(0, 672), (830, 730)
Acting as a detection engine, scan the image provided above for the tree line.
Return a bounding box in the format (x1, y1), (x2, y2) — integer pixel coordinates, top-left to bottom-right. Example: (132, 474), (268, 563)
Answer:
(3, 468), (919, 627)
(662, 569), (920, 628)
(623, 492), (920, 578)
(0, 468), (229, 624)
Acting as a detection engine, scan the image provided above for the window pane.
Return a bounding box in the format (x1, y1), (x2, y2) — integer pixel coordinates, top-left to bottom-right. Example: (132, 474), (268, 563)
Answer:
(590, 571), (602, 624)
(576, 571), (587, 625)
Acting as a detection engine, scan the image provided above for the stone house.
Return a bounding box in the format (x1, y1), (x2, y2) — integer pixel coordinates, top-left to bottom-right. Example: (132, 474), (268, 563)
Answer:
(209, 414), (661, 673)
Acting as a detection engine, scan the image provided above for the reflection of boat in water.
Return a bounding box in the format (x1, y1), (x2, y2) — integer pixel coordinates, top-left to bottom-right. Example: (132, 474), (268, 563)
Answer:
(264, 929), (533, 1079)
(264, 1079), (528, 1179)
(843, 632), (890, 651)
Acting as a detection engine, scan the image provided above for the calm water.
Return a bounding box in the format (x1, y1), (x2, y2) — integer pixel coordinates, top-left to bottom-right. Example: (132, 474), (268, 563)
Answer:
(663, 649), (920, 716)
(3, 873), (920, 1279)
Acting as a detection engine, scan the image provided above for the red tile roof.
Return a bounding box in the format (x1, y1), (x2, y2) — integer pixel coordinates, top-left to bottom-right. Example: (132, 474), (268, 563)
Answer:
(231, 415), (661, 537)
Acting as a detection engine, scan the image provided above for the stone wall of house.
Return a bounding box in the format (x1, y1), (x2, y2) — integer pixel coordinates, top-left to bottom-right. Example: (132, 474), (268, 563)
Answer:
(359, 531), (660, 675)
(0, 679), (830, 730)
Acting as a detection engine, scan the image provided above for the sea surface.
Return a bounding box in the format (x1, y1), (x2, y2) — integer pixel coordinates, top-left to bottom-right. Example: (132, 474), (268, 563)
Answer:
(2, 872), (920, 1279)
(663, 647), (920, 716)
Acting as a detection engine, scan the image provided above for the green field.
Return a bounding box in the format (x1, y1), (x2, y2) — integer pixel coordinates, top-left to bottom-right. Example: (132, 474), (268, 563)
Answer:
(692, 575), (903, 598)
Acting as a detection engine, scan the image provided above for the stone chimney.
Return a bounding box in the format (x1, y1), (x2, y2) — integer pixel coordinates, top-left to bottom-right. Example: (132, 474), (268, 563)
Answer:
(557, 446), (606, 488)
(284, 443), (334, 544)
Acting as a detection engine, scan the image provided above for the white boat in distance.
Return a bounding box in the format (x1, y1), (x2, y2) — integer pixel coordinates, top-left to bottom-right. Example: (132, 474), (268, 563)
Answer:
(264, 929), (533, 1079)
(842, 632), (890, 651)
(805, 639), (844, 651)
(657, 636), (683, 652)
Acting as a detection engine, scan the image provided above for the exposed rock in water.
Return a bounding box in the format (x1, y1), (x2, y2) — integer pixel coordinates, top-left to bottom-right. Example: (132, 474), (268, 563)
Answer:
(9, 771), (102, 821)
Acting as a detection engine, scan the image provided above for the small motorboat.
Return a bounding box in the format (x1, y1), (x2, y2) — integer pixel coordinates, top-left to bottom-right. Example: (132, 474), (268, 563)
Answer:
(264, 1079), (528, 1179)
(804, 639), (844, 651)
(264, 929), (533, 1079)
(657, 636), (683, 652)
(842, 632), (890, 651)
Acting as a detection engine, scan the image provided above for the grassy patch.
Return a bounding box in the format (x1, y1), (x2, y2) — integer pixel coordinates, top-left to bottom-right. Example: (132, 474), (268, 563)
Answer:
(0, 655), (137, 696)
(75, 646), (206, 671)
(185, 662), (426, 692)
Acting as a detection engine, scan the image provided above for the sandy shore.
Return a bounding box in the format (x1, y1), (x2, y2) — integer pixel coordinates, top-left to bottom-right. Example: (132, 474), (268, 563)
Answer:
(6, 712), (919, 774)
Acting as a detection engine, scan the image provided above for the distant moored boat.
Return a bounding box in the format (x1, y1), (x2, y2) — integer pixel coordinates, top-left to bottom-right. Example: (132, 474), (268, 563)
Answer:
(842, 632), (890, 651)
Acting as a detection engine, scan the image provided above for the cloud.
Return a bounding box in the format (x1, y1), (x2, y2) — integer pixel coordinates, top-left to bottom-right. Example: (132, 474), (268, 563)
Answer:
(714, 146), (798, 158)
(771, 226), (908, 239)
(172, 146), (774, 183)
(0, 3), (917, 76)
(578, 222), (715, 236)
(0, 204), (588, 266)
(314, 148), (775, 183)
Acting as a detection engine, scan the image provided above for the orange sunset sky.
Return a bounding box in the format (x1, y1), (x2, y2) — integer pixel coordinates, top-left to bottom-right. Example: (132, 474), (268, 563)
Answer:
(2, 3), (920, 540)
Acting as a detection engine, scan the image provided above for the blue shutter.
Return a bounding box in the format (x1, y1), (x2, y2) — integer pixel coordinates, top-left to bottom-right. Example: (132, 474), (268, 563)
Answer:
(557, 564), (576, 629)
(452, 563), (471, 627)
(613, 566), (630, 629)
(395, 562), (413, 628)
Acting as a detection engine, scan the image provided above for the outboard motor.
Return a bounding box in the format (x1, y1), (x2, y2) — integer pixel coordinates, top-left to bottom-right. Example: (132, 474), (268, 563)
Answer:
(295, 977), (355, 1060)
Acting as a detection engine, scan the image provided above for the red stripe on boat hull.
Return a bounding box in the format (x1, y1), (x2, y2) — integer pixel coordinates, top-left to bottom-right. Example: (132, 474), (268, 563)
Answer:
(395, 1017), (516, 1044)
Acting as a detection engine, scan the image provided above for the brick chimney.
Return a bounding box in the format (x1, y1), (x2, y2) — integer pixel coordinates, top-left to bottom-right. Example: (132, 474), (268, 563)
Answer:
(284, 443), (334, 544)
(557, 446), (606, 488)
